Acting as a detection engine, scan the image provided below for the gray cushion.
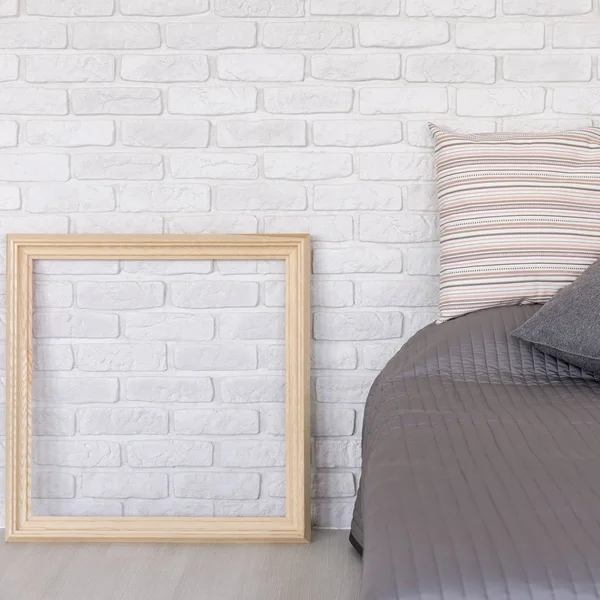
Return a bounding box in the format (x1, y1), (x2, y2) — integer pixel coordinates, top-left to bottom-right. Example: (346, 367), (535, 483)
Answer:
(512, 258), (600, 377)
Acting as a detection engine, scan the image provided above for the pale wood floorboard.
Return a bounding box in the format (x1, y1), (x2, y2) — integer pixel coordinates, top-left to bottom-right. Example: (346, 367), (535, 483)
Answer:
(0, 529), (362, 600)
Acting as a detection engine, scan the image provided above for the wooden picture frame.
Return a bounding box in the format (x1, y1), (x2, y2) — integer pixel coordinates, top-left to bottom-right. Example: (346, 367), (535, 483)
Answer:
(5, 234), (310, 543)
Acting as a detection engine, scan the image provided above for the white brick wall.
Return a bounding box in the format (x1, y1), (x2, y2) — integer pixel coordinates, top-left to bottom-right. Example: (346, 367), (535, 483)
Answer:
(0, 0), (598, 529)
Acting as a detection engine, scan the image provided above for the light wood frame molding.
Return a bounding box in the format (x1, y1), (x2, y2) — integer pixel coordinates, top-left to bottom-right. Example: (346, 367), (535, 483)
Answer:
(5, 234), (311, 543)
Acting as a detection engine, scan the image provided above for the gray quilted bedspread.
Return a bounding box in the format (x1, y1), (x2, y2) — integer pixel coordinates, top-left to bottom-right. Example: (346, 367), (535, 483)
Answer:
(351, 305), (600, 600)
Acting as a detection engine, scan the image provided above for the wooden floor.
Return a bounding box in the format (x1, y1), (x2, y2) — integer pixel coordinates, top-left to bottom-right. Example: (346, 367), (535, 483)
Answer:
(0, 529), (362, 600)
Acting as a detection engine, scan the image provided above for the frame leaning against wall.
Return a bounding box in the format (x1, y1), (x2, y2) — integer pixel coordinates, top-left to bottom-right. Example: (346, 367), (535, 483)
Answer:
(5, 234), (310, 543)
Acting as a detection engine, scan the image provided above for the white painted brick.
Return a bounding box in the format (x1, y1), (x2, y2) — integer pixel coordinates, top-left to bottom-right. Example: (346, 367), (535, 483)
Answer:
(122, 260), (212, 275)
(33, 377), (119, 404)
(120, 184), (210, 212)
(124, 500), (212, 517)
(405, 183), (438, 211)
(359, 213), (437, 242)
(221, 376), (285, 403)
(264, 152), (352, 180)
(220, 312), (285, 339)
(0, 153), (69, 181)
(406, 246), (439, 275)
(72, 214), (163, 233)
(313, 120), (403, 147)
(312, 54), (400, 81)
(71, 88), (161, 115)
(407, 119), (495, 148)
(173, 408), (259, 434)
(406, 311), (437, 337)
(360, 87), (448, 114)
(406, 54), (495, 83)
(34, 441), (120, 467)
(122, 119), (209, 149)
(0, 23), (66, 49)
(456, 23), (545, 49)
(360, 153), (434, 181)
(0, 186), (20, 209)
(173, 344), (258, 371)
(216, 500), (286, 518)
(316, 376), (373, 403)
(360, 280), (438, 307)
(263, 408), (285, 435)
(33, 282), (72, 309)
(28, 185), (115, 213)
(82, 473), (168, 499)
(313, 246), (403, 274)
(264, 87), (353, 114)
(313, 473), (355, 498)
(359, 21), (449, 47)
(77, 343), (167, 372)
(171, 281), (258, 308)
(312, 342), (358, 370)
(171, 153), (258, 180)
(314, 407), (355, 436)
(315, 182), (402, 210)
(362, 344), (403, 370)
(501, 118), (593, 133)
(34, 500), (123, 517)
(313, 501), (355, 528)
(72, 153), (163, 180)
(125, 377), (213, 403)
(0, 0), (17, 16)
(504, 55), (591, 82)
(263, 21), (352, 49)
(121, 0), (208, 15)
(217, 183), (307, 210)
(77, 282), (164, 309)
(73, 23), (160, 50)
(553, 89), (600, 114)
(34, 344), (74, 371)
(0, 120), (17, 147)
(218, 54), (305, 82)
(79, 407), (168, 434)
(0, 87), (67, 115)
(32, 408), (75, 436)
(121, 55), (209, 82)
(126, 440), (212, 467)
(264, 215), (353, 241)
(168, 86), (257, 115)
(217, 120), (306, 148)
(32, 472), (75, 499)
(125, 313), (214, 341)
(0, 216), (68, 238)
(504, 0), (591, 15)
(0, 55), (19, 81)
(314, 312), (403, 340)
(215, 0), (303, 16)
(26, 120), (115, 147)
(166, 23), (256, 50)
(221, 441), (285, 467)
(167, 215), (258, 234)
(315, 440), (361, 468)
(26, 0), (114, 16)
(457, 88), (545, 116)
(174, 472), (260, 500)
(216, 261), (257, 275)
(554, 23), (600, 48)
(34, 311), (119, 338)
(26, 54), (114, 83)
(407, 0), (495, 16)
(311, 0), (399, 15)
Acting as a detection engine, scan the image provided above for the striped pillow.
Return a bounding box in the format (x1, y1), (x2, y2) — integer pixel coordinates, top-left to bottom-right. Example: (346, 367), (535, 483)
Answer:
(430, 124), (600, 321)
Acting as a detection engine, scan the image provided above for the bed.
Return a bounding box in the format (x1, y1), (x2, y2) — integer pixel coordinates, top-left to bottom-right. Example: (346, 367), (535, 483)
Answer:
(350, 304), (600, 600)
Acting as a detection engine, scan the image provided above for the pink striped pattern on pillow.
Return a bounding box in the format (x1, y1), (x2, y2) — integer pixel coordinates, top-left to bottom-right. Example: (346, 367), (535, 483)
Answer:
(430, 124), (600, 321)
